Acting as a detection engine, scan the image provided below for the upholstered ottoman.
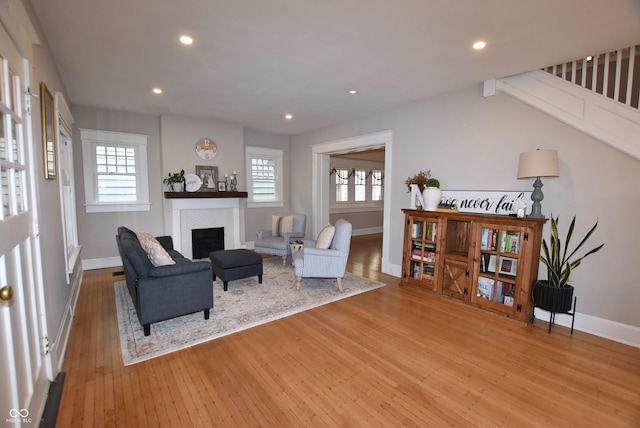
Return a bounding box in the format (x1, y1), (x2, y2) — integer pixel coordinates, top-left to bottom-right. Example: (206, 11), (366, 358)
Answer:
(209, 249), (263, 291)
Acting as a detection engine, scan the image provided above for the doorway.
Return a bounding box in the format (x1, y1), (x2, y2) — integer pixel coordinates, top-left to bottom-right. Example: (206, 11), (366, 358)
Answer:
(311, 130), (393, 275)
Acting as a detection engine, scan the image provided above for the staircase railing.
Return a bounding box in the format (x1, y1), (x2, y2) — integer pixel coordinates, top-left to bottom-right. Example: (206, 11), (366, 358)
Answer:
(542, 45), (639, 110)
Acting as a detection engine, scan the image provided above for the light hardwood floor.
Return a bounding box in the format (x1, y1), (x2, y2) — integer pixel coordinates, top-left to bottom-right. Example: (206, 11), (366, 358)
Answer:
(57, 233), (640, 427)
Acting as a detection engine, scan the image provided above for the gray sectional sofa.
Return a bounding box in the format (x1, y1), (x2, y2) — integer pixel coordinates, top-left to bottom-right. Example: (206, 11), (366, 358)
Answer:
(115, 226), (213, 336)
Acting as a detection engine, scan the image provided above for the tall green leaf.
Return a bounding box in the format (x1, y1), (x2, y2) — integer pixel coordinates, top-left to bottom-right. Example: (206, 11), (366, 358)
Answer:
(539, 215), (604, 288)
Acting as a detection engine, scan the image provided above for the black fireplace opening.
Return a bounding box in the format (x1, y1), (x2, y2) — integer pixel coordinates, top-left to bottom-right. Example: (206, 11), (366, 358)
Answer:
(192, 227), (224, 259)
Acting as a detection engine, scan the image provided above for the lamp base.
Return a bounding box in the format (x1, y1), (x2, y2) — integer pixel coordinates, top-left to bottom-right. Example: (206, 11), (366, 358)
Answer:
(528, 176), (545, 218)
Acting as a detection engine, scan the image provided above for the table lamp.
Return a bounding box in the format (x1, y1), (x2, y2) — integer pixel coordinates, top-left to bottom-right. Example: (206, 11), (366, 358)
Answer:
(517, 149), (559, 218)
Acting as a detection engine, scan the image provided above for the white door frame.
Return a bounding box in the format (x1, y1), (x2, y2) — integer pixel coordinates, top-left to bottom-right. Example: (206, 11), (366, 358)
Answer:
(311, 130), (393, 274)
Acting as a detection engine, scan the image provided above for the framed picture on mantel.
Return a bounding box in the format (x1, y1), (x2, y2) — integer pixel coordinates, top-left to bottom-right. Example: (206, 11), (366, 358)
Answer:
(195, 165), (218, 191)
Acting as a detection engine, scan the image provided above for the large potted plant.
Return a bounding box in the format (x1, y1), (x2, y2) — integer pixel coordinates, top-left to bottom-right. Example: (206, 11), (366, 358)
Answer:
(163, 169), (185, 192)
(534, 215), (604, 313)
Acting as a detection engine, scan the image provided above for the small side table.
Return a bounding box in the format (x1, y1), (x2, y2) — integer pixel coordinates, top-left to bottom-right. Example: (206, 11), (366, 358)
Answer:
(289, 241), (303, 265)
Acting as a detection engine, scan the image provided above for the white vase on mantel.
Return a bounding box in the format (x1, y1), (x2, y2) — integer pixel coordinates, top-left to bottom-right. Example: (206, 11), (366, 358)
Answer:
(172, 182), (184, 192)
(423, 187), (442, 211)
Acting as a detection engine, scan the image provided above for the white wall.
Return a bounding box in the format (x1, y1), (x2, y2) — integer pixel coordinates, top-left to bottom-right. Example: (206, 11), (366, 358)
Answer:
(290, 84), (640, 329)
(25, 0), (81, 365)
(242, 128), (292, 241)
(159, 115), (247, 242)
(72, 106), (163, 262)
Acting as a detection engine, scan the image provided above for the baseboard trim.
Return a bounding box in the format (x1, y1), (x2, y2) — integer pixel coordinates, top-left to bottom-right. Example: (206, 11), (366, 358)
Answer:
(533, 308), (640, 348)
(83, 256), (122, 270)
(50, 270), (83, 373)
(352, 227), (383, 236)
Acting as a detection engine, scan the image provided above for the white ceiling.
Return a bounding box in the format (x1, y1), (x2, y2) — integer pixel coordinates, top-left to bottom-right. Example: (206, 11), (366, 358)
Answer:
(30, 0), (640, 135)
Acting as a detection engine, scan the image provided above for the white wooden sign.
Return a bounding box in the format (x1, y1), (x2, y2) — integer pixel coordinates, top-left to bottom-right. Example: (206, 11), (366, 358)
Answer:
(440, 190), (532, 215)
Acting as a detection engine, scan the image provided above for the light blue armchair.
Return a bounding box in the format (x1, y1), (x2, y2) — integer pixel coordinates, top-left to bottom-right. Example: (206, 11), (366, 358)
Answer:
(254, 214), (306, 265)
(292, 219), (352, 292)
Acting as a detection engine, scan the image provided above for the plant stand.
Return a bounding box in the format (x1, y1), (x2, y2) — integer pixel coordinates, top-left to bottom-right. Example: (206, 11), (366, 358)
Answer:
(532, 296), (576, 334)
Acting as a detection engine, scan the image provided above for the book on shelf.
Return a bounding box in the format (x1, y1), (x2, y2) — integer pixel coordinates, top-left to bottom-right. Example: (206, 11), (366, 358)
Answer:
(411, 222), (422, 239)
(481, 228), (498, 251)
(422, 264), (435, 275)
(497, 282), (515, 305)
(500, 231), (520, 254)
(423, 222), (437, 241)
(412, 261), (420, 278)
(477, 277), (494, 300)
(480, 254), (496, 273)
(498, 257), (518, 276)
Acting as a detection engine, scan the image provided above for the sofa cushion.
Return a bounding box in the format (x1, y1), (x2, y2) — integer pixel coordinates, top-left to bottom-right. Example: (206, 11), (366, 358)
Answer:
(136, 231), (176, 267)
(316, 224), (335, 249)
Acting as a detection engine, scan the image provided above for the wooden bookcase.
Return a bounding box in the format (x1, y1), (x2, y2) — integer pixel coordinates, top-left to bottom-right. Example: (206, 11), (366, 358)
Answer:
(401, 209), (546, 322)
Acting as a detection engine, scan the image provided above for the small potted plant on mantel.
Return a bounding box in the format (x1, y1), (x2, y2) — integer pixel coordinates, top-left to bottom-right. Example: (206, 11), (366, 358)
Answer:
(163, 169), (185, 192)
(534, 215), (604, 314)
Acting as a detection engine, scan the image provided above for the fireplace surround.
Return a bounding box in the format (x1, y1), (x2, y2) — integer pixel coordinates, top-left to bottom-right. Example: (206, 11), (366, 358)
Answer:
(164, 193), (246, 259)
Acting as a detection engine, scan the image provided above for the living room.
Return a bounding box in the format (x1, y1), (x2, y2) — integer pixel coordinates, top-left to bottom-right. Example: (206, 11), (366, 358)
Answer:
(1, 0), (639, 425)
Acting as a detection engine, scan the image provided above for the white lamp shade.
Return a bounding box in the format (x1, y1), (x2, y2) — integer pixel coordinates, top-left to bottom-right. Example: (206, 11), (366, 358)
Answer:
(517, 149), (560, 179)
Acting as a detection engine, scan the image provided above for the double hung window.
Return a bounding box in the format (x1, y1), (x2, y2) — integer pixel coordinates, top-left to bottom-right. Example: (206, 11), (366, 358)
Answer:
(245, 146), (283, 208)
(80, 128), (149, 212)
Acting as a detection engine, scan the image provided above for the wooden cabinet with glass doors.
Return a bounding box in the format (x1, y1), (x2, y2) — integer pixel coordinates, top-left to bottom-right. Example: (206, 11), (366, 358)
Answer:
(402, 214), (440, 291)
(401, 209), (546, 322)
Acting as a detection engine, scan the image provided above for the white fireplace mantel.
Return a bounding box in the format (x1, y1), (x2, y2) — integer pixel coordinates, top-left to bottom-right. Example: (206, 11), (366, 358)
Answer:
(164, 193), (246, 258)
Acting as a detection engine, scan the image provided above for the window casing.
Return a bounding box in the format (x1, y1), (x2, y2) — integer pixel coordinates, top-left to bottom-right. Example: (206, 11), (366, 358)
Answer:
(330, 159), (384, 213)
(245, 146), (283, 208)
(56, 93), (80, 279)
(80, 128), (149, 213)
(371, 170), (383, 201)
(335, 168), (349, 202)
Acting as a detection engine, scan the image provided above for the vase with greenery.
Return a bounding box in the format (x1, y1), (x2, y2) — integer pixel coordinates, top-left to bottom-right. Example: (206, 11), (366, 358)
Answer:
(163, 169), (185, 191)
(534, 215), (604, 313)
(423, 177), (441, 211)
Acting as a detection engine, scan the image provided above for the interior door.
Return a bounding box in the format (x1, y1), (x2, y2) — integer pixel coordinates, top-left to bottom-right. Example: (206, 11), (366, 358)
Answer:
(0, 22), (50, 425)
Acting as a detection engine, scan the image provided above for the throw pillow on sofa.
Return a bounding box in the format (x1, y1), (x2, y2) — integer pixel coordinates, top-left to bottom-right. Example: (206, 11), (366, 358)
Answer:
(280, 215), (294, 235)
(136, 231), (175, 267)
(316, 224), (335, 249)
(271, 215), (281, 236)
(271, 215), (294, 236)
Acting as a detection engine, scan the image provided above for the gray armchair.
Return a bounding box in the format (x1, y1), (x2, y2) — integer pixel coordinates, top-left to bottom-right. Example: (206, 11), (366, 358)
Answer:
(254, 214), (306, 265)
(292, 219), (352, 291)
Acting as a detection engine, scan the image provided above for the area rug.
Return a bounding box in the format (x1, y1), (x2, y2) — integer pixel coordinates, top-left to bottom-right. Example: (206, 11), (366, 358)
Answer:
(115, 257), (385, 365)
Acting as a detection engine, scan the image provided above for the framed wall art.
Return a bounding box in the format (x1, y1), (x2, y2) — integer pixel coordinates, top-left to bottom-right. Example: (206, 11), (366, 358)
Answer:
(40, 82), (57, 179)
(195, 165), (218, 191)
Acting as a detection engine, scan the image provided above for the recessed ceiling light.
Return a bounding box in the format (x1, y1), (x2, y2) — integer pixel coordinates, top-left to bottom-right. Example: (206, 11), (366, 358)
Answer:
(348, 90), (357, 94)
(473, 40), (486, 50)
(284, 114), (293, 120)
(152, 88), (162, 94)
(180, 35), (193, 45)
